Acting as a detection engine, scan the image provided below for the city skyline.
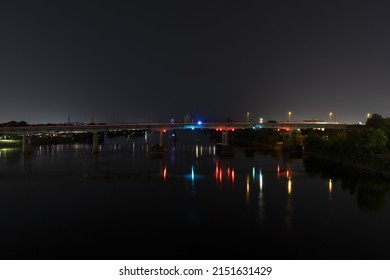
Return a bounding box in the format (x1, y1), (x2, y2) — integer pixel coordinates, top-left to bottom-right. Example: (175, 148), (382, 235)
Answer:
(1, 1), (390, 124)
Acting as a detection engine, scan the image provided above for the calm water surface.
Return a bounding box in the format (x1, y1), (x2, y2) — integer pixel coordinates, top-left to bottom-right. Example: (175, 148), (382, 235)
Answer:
(0, 130), (390, 259)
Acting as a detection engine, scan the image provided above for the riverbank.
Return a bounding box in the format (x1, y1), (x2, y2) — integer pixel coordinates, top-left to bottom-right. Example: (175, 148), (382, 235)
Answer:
(303, 152), (390, 178)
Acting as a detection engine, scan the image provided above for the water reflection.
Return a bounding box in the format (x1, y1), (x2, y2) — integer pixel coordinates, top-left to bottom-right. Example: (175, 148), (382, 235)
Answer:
(258, 169), (264, 209)
(191, 165), (195, 186)
(231, 168), (235, 187)
(2, 131), (390, 260)
(0, 147), (20, 158)
(287, 177), (292, 195)
(303, 156), (390, 211)
(219, 168), (223, 188)
(246, 175), (250, 206)
(215, 161), (235, 190)
(163, 166), (167, 181)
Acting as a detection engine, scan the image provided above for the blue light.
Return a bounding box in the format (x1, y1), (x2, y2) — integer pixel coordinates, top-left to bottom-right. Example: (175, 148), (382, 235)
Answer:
(254, 124), (264, 129)
(197, 121), (202, 125)
(184, 125), (196, 130)
(191, 165), (195, 185)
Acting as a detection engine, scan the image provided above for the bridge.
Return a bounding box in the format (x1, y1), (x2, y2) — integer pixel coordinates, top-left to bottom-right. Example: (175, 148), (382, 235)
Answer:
(0, 121), (349, 154)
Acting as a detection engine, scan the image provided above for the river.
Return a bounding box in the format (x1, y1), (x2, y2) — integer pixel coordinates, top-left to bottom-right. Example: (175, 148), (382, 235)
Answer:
(0, 130), (389, 259)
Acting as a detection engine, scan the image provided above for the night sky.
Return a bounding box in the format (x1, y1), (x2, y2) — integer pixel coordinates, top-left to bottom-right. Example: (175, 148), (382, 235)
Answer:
(1, 1), (390, 124)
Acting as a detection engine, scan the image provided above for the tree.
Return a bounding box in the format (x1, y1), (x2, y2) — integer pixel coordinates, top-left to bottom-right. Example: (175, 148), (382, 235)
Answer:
(303, 133), (327, 154)
(362, 128), (388, 161)
(366, 113), (388, 129)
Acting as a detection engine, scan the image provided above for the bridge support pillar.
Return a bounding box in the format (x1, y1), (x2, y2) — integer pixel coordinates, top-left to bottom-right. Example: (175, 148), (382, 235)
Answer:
(221, 130), (229, 146)
(93, 132), (99, 153)
(22, 135), (31, 154)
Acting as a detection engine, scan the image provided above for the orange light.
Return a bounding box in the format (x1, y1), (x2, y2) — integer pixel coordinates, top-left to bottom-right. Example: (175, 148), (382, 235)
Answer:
(219, 169), (223, 182)
(163, 166), (167, 180)
(231, 169), (235, 184)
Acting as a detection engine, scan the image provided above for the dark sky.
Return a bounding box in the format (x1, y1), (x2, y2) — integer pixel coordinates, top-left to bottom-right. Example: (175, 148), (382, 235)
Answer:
(1, 0), (390, 124)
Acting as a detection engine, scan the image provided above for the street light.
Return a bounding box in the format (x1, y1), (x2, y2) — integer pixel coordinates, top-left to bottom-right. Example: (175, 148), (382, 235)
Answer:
(329, 112), (333, 122)
(259, 117), (263, 124)
(367, 113), (371, 119)
(288, 111), (292, 122)
(246, 112), (250, 123)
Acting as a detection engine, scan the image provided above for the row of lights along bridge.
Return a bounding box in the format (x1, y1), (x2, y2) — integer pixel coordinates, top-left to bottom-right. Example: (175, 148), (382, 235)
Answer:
(245, 112), (372, 124)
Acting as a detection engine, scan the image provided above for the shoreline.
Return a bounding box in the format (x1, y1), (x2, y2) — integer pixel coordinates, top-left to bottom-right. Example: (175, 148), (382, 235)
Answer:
(303, 152), (390, 178)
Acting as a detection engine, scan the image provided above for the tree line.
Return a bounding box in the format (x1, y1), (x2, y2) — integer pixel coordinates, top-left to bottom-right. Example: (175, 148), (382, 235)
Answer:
(303, 113), (390, 170)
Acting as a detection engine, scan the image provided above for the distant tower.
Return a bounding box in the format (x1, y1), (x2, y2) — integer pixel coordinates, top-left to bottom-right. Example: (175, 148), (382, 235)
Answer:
(184, 114), (191, 123)
(67, 115), (71, 123)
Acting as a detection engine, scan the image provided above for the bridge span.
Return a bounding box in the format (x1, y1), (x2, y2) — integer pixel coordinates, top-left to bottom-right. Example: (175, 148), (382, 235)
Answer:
(0, 121), (348, 134)
(0, 121), (350, 154)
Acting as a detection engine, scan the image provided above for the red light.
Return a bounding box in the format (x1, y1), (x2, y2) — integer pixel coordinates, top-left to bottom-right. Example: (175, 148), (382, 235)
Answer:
(163, 129), (166, 133)
(232, 129), (235, 131)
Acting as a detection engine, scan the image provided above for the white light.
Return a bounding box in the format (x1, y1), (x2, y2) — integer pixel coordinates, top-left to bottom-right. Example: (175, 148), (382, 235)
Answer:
(259, 170), (263, 190)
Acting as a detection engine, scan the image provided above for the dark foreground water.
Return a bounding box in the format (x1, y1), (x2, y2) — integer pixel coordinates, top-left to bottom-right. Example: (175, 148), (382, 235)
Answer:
(1, 130), (390, 260)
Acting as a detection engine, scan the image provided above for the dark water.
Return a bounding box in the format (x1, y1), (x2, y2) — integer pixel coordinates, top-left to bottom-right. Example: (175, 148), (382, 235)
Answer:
(1, 130), (390, 260)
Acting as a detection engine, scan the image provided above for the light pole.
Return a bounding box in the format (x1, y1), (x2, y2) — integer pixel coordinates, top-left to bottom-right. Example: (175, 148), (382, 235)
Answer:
(329, 112), (333, 122)
(288, 111), (291, 122)
(259, 117), (263, 124)
(246, 112), (250, 123)
(367, 113), (371, 119)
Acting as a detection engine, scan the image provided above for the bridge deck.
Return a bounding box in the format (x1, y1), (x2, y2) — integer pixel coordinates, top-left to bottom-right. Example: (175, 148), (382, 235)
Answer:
(0, 122), (349, 135)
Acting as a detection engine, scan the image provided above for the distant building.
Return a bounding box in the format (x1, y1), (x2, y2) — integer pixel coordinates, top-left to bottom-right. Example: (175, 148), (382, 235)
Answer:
(184, 114), (192, 123)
